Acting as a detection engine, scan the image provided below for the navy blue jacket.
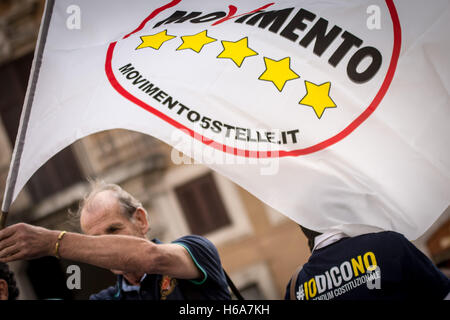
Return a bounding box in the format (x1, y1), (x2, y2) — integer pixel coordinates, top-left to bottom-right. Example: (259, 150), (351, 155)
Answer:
(286, 231), (450, 300)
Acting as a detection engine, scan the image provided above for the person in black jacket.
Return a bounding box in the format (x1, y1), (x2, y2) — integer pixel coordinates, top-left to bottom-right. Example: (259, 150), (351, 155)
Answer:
(286, 226), (450, 300)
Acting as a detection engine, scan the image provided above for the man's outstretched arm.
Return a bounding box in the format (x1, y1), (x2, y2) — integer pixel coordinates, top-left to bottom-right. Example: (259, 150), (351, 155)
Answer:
(0, 223), (201, 280)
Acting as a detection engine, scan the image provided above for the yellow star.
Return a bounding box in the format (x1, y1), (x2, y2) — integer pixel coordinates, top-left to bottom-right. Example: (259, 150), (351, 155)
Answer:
(258, 57), (300, 92)
(299, 81), (337, 119)
(217, 37), (258, 67)
(136, 30), (176, 50)
(177, 30), (217, 53)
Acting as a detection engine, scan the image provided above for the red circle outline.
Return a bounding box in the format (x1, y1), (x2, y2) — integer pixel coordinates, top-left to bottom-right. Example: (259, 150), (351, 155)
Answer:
(105, 0), (401, 158)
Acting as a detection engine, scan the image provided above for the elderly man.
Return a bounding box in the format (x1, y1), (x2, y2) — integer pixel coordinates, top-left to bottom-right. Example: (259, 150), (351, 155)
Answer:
(0, 182), (231, 300)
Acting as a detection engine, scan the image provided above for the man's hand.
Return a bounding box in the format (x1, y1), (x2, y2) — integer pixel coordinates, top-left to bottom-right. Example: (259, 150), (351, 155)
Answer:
(0, 223), (58, 262)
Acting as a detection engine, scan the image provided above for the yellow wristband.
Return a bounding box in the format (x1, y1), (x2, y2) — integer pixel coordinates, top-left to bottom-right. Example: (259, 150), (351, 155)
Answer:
(54, 231), (67, 259)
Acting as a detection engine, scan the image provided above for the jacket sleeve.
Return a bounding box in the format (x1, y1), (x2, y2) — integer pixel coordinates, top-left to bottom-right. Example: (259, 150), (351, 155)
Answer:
(172, 235), (229, 294)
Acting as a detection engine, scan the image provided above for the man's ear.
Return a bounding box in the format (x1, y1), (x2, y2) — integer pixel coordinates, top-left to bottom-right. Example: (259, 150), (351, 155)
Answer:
(0, 279), (8, 300)
(132, 208), (149, 235)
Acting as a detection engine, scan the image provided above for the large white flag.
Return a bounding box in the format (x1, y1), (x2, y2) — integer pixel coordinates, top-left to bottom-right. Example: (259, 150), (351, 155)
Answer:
(2, 0), (449, 239)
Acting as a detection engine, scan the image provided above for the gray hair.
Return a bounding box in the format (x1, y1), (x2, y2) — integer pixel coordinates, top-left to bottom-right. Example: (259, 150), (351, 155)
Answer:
(78, 180), (144, 220)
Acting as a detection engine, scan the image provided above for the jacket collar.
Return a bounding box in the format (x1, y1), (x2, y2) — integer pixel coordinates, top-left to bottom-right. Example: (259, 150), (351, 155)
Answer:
(312, 230), (349, 252)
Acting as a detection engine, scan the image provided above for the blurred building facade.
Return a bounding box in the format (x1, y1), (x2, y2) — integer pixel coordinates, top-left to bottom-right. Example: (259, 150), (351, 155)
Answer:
(0, 0), (448, 300)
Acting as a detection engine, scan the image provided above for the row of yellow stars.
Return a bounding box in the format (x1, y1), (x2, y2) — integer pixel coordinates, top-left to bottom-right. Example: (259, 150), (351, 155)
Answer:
(135, 30), (336, 119)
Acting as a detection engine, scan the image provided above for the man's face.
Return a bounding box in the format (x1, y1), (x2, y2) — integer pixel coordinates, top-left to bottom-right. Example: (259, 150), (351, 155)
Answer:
(79, 190), (148, 283)
(80, 190), (144, 238)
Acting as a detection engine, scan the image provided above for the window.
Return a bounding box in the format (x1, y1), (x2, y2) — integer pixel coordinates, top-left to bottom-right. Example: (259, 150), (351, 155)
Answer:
(174, 172), (231, 235)
(153, 165), (252, 245)
(0, 52), (83, 203)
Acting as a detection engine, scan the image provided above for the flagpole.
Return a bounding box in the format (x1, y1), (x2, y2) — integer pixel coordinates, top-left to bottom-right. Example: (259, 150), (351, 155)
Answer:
(0, 0), (55, 230)
(0, 212), (7, 230)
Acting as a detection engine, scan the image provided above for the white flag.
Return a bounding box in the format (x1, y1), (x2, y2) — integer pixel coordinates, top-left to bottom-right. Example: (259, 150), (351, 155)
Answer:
(3, 0), (449, 239)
